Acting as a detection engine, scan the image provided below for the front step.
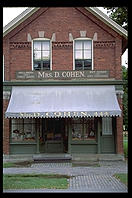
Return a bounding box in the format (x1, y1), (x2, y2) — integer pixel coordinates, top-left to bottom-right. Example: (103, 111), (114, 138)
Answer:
(33, 154), (72, 163)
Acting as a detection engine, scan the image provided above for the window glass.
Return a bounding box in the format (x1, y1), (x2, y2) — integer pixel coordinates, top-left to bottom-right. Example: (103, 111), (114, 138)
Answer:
(42, 51), (50, 59)
(75, 60), (83, 70)
(75, 40), (92, 70)
(42, 60), (50, 70)
(75, 50), (82, 59)
(72, 118), (96, 141)
(42, 41), (50, 50)
(84, 118), (96, 140)
(34, 51), (41, 60)
(75, 41), (83, 49)
(84, 50), (91, 59)
(84, 60), (92, 69)
(34, 61), (41, 70)
(72, 118), (83, 140)
(84, 41), (91, 49)
(33, 40), (50, 70)
(11, 119), (36, 142)
(44, 119), (63, 141)
(102, 117), (112, 135)
(34, 42), (41, 50)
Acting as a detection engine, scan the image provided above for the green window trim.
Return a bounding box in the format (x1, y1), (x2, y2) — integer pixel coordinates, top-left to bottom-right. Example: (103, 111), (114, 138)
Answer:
(71, 118), (97, 141)
(102, 117), (112, 135)
(10, 118), (37, 143)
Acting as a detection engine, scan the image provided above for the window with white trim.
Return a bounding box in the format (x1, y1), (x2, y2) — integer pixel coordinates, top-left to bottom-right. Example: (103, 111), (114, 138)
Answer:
(74, 40), (92, 70)
(33, 40), (50, 70)
(102, 117), (112, 135)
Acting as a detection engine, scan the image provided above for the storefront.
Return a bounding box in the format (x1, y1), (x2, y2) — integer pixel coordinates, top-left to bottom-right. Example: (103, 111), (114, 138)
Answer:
(5, 84), (120, 155)
(3, 7), (127, 158)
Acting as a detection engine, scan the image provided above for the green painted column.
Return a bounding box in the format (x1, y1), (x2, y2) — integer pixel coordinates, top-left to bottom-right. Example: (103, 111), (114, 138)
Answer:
(68, 119), (71, 154)
(36, 119), (40, 154)
(97, 118), (101, 154)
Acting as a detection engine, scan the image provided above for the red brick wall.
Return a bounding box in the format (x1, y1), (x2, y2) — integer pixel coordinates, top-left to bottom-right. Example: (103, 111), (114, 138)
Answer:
(3, 7), (122, 81)
(3, 99), (10, 155)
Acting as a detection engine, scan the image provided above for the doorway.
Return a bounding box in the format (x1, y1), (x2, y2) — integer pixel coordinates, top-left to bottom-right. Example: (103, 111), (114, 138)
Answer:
(39, 118), (68, 153)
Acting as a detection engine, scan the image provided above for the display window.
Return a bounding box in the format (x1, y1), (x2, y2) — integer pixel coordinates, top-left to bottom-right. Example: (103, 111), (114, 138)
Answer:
(72, 118), (97, 141)
(11, 119), (36, 142)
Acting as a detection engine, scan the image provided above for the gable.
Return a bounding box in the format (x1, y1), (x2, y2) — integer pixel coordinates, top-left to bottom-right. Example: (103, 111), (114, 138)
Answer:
(6, 7), (118, 42)
(3, 7), (127, 39)
(3, 7), (127, 54)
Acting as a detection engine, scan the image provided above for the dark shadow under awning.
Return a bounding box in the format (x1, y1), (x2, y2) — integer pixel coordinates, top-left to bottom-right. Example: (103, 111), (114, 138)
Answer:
(5, 85), (121, 118)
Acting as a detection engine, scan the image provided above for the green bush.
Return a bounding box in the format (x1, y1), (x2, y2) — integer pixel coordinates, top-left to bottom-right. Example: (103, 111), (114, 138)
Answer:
(123, 135), (128, 158)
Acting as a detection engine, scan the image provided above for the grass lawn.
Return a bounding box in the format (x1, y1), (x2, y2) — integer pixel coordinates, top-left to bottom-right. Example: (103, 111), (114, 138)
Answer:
(114, 173), (128, 186)
(3, 174), (70, 189)
(3, 161), (32, 168)
(123, 135), (128, 158)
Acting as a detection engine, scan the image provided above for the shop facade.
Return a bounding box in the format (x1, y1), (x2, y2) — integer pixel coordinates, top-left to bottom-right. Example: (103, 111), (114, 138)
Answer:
(3, 7), (127, 158)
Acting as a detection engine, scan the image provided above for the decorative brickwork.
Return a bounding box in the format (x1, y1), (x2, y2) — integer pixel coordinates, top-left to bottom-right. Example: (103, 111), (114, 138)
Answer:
(52, 42), (73, 49)
(3, 99), (10, 154)
(94, 41), (115, 48)
(10, 42), (31, 49)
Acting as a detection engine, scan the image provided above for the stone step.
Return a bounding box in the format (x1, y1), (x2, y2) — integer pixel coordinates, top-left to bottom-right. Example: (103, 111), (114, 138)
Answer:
(33, 158), (72, 163)
(33, 153), (72, 163)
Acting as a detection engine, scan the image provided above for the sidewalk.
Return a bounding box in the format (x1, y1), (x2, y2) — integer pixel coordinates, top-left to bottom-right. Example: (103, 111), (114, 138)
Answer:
(3, 161), (128, 193)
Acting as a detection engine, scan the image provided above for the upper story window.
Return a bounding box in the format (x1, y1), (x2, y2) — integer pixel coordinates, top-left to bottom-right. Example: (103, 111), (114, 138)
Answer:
(33, 39), (51, 70)
(74, 39), (92, 70)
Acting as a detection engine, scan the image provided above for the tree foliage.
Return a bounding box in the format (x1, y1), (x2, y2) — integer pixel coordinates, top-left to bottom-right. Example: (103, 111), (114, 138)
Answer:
(104, 7), (128, 130)
(122, 66), (128, 130)
(104, 7), (128, 30)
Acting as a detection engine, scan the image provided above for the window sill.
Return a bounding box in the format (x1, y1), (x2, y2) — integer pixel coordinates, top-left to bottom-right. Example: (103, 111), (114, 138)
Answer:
(10, 142), (37, 145)
(71, 140), (97, 145)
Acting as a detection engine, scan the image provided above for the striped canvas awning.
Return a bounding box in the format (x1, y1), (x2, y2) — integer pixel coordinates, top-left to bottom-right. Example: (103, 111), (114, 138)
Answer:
(5, 85), (121, 118)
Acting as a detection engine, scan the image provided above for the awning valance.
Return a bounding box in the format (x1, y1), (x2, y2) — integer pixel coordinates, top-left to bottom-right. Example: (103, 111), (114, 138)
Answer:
(5, 85), (121, 118)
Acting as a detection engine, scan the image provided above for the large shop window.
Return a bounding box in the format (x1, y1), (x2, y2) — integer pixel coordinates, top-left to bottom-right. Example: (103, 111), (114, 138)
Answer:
(74, 40), (92, 70)
(72, 118), (97, 141)
(11, 119), (36, 143)
(33, 40), (50, 70)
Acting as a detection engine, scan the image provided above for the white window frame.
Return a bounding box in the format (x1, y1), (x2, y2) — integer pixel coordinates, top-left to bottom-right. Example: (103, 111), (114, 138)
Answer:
(102, 117), (112, 135)
(73, 37), (93, 70)
(32, 38), (52, 71)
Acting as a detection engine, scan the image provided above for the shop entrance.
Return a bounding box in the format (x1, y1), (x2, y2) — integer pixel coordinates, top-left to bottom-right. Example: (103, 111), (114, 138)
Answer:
(39, 118), (68, 153)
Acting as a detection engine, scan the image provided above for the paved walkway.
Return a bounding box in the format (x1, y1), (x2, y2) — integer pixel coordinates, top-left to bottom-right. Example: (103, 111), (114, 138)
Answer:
(3, 161), (128, 193)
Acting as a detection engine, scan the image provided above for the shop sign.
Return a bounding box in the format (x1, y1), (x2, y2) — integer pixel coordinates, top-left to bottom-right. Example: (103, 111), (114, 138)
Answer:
(16, 70), (109, 80)
(18, 111), (110, 118)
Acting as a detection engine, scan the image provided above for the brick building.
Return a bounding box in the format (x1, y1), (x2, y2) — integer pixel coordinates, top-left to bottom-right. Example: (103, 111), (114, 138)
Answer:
(3, 7), (127, 160)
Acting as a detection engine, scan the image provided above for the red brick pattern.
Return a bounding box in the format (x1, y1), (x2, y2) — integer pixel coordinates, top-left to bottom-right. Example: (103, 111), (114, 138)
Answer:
(3, 7), (122, 80)
(3, 99), (10, 154)
(116, 97), (124, 154)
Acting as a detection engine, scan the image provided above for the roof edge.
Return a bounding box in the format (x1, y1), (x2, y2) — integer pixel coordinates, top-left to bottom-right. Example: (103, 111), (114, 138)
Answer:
(3, 7), (128, 39)
(86, 7), (127, 39)
(3, 7), (40, 37)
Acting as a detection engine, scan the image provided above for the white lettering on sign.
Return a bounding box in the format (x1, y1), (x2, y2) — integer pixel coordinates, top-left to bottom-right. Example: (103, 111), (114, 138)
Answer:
(54, 72), (60, 78)
(19, 111), (110, 118)
(16, 70), (109, 80)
